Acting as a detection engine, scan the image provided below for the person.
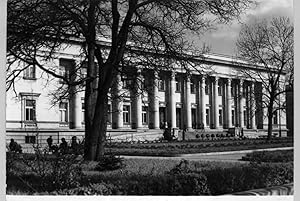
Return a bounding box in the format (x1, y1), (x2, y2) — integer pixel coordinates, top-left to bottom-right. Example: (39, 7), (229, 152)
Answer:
(47, 136), (53, 151)
(70, 136), (79, 154)
(9, 139), (22, 153)
(59, 138), (68, 154)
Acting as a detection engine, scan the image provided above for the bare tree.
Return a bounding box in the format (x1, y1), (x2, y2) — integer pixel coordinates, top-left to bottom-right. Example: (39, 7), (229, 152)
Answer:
(236, 17), (293, 140)
(7, 0), (254, 161)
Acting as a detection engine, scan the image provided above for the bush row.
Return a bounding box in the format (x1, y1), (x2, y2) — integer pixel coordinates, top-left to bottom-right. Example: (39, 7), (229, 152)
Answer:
(54, 161), (293, 195)
(241, 150), (294, 163)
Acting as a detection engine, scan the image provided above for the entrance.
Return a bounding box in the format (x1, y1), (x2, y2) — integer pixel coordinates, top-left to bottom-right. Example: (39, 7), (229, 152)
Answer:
(191, 108), (197, 129)
(176, 108), (182, 129)
(159, 107), (166, 128)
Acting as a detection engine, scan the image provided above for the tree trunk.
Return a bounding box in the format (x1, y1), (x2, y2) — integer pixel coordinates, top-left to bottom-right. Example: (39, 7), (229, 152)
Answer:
(267, 100), (274, 141)
(84, 90), (108, 161)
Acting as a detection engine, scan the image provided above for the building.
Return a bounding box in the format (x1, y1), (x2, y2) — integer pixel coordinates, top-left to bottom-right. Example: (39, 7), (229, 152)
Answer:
(6, 42), (288, 152)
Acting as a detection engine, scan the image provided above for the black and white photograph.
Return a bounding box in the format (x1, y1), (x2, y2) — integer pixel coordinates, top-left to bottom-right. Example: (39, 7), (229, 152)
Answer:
(3, 0), (295, 199)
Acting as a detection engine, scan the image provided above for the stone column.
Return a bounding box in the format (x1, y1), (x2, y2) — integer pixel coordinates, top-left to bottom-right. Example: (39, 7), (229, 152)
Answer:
(72, 92), (82, 128)
(112, 73), (123, 129)
(251, 82), (256, 129)
(200, 76), (206, 128)
(152, 72), (160, 129)
(70, 60), (82, 129)
(214, 77), (219, 129)
(227, 78), (232, 128)
(185, 75), (192, 130)
(239, 80), (244, 128)
(134, 70), (143, 129)
(169, 71), (176, 128)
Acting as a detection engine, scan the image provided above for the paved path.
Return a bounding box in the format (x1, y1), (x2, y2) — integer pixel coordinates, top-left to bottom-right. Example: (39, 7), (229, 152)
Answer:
(121, 147), (293, 162)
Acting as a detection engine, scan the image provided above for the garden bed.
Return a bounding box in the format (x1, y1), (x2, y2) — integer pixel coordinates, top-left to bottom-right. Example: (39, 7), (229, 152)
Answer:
(105, 138), (293, 156)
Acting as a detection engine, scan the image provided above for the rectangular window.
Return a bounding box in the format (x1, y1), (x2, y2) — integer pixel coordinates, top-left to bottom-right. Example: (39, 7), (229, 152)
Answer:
(231, 110), (235, 126)
(219, 109), (223, 126)
(59, 59), (73, 83)
(24, 65), (36, 79)
(175, 78), (181, 92)
(158, 79), (165, 91)
(206, 109), (210, 126)
(59, 102), (68, 122)
(25, 99), (36, 121)
(123, 105), (130, 124)
(273, 111), (278, 125)
(243, 110), (247, 127)
(142, 106), (148, 124)
(107, 104), (112, 124)
(25, 136), (36, 144)
(231, 85), (235, 97)
(242, 85), (246, 97)
(81, 100), (85, 123)
(123, 79), (132, 89)
(205, 83), (209, 95)
(218, 83), (222, 96)
(190, 81), (196, 94)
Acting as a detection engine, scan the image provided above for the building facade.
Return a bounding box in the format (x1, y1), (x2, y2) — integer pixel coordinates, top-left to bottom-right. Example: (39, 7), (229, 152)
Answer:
(6, 43), (288, 150)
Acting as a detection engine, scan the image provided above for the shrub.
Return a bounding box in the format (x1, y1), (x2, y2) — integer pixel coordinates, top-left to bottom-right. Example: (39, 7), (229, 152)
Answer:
(203, 162), (293, 195)
(54, 182), (120, 195)
(163, 129), (173, 141)
(7, 149), (84, 192)
(94, 154), (125, 171)
(241, 150), (293, 163)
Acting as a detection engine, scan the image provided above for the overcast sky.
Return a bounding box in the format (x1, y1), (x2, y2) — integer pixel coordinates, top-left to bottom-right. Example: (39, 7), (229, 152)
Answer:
(198, 0), (293, 56)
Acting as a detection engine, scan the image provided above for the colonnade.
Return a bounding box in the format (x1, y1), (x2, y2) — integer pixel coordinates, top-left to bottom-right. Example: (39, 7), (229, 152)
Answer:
(70, 70), (262, 130)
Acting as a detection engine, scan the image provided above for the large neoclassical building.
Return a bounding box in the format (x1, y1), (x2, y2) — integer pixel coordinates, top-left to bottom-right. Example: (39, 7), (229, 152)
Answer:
(6, 42), (288, 149)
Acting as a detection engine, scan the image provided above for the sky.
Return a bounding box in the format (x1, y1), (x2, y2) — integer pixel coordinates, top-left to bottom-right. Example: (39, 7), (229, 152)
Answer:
(198, 0), (293, 56)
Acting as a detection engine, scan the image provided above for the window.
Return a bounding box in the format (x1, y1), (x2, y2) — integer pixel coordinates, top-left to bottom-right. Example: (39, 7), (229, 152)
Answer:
(231, 85), (235, 97)
(24, 65), (36, 79)
(142, 106), (148, 124)
(123, 79), (132, 89)
(25, 136), (36, 144)
(158, 79), (165, 91)
(59, 102), (69, 122)
(81, 100), (85, 123)
(107, 104), (112, 124)
(206, 109), (210, 126)
(205, 82), (209, 95)
(218, 83), (223, 96)
(273, 111), (278, 125)
(123, 105), (130, 124)
(175, 78), (181, 92)
(231, 110), (235, 126)
(25, 99), (36, 121)
(190, 81), (196, 94)
(219, 109), (223, 125)
(242, 85), (246, 97)
(243, 110), (247, 127)
(59, 59), (73, 83)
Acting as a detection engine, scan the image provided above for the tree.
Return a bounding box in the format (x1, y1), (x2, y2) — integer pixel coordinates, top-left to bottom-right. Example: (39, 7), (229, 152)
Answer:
(7, 0), (254, 161)
(236, 17), (293, 140)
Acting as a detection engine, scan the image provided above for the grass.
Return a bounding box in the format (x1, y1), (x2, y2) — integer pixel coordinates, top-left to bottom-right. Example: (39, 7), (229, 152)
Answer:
(105, 138), (293, 156)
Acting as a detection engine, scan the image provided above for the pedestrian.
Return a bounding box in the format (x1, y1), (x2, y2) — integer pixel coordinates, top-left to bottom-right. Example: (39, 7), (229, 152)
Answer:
(70, 136), (79, 154)
(59, 138), (68, 154)
(9, 139), (22, 153)
(47, 136), (53, 151)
